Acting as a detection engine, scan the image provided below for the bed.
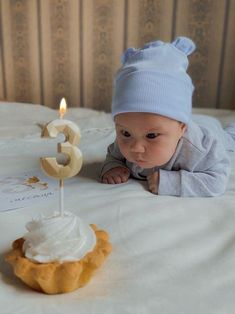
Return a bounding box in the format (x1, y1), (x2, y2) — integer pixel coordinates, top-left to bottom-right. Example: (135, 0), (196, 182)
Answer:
(1, 101), (235, 314)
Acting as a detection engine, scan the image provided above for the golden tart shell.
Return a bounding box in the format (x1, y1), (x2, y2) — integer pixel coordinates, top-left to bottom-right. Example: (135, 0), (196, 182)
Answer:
(5, 224), (112, 294)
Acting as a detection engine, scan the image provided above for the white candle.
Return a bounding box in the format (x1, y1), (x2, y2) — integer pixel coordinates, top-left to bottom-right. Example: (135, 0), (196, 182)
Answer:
(41, 98), (83, 216)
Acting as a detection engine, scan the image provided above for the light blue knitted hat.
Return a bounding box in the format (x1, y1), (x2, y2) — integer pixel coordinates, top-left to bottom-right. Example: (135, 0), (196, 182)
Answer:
(112, 36), (196, 123)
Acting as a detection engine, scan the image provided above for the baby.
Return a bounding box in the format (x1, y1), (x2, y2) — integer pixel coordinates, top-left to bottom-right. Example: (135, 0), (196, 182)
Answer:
(100, 37), (235, 197)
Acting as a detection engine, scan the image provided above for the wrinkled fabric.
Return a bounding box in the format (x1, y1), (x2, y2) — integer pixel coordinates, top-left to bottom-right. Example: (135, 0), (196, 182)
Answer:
(1, 102), (235, 314)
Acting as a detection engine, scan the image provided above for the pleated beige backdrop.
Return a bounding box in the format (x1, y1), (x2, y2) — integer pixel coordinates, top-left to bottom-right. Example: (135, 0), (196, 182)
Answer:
(0, 0), (234, 111)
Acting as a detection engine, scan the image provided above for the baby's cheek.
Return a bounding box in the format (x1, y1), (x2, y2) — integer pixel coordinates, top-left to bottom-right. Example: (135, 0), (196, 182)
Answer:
(119, 143), (130, 158)
(149, 146), (169, 164)
(120, 146), (129, 156)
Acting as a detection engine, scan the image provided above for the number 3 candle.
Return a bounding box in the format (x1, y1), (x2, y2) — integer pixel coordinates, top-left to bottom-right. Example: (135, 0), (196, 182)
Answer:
(40, 98), (82, 215)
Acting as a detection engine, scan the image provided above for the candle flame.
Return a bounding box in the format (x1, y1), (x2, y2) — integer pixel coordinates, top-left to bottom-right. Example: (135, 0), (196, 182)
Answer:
(59, 98), (67, 119)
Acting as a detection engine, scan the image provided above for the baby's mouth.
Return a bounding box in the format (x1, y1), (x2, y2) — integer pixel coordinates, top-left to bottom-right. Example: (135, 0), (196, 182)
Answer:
(134, 159), (147, 166)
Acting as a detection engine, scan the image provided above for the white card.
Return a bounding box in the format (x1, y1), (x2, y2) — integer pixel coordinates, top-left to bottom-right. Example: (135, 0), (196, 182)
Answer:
(0, 171), (58, 211)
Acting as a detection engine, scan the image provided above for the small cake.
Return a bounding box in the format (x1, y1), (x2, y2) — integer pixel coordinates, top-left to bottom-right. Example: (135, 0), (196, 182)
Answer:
(5, 211), (112, 294)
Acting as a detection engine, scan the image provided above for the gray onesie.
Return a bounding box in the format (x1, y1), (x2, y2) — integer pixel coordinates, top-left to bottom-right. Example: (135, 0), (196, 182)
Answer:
(100, 116), (235, 197)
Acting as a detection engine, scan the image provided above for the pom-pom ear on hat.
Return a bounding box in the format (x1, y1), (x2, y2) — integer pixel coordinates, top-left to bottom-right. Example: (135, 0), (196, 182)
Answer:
(172, 36), (196, 56)
(121, 37), (195, 65)
(121, 47), (138, 65)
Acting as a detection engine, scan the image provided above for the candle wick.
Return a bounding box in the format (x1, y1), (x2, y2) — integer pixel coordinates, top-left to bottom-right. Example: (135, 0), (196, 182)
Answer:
(59, 179), (64, 217)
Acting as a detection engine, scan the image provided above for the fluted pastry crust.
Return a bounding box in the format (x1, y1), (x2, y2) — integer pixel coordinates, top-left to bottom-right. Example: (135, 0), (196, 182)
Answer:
(5, 224), (112, 294)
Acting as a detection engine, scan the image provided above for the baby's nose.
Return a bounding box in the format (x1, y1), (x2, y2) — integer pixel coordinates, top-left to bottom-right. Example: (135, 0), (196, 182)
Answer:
(130, 140), (145, 153)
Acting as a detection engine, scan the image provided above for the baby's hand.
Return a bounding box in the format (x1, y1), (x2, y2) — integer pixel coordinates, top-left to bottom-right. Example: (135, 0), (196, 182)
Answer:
(102, 167), (130, 184)
(147, 171), (159, 194)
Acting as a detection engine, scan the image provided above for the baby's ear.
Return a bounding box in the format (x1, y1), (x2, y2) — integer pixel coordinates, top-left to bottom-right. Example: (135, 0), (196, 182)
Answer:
(180, 123), (187, 134)
(172, 37), (196, 56)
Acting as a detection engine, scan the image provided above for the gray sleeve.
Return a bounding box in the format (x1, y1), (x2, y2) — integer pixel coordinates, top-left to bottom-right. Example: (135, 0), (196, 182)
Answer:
(158, 138), (231, 197)
(100, 141), (129, 178)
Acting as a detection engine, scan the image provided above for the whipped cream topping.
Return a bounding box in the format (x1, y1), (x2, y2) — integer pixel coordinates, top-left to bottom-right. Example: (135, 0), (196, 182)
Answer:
(23, 211), (96, 263)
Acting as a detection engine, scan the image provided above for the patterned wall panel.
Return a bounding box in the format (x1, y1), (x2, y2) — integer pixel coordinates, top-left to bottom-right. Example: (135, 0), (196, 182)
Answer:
(0, 52), (4, 100)
(0, 0), (234, 110)
(1, 0), (41, 104)
(0, 47), (4, 100)
(219, 0), (235, 109)
(126, 0), (174, 48)
(0, 0), (4, 100)
(82, 0), (125, 111)
(175, 0), (227, 108)
(39, 0), (80, 109)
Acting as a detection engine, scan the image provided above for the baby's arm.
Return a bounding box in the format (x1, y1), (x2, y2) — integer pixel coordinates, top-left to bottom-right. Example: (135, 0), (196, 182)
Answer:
(157, 138), (231, 197)
(100, 141), (130, 184)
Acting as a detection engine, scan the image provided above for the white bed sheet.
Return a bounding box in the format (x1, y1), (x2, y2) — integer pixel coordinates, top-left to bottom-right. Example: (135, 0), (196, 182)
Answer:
(1, 102), (235, 314)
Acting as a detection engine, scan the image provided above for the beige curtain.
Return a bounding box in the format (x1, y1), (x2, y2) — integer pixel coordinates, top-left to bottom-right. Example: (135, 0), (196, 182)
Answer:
(0, 0), (234, 111)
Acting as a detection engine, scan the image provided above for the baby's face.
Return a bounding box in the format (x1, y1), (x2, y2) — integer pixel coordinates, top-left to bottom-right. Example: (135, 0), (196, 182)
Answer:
(115, 112), (186, 169)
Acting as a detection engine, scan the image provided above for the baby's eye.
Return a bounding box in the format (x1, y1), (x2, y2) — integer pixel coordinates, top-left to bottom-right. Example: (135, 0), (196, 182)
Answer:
(121, 130), (131, 137)
(146, 133), (158, 139)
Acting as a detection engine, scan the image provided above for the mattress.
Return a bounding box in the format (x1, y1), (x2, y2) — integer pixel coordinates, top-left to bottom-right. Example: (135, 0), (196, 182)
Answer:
(1, 101), (235, 314)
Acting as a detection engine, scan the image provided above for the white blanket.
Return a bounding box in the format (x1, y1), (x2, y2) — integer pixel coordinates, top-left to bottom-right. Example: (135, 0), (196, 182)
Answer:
(1, 102), (235, 314)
